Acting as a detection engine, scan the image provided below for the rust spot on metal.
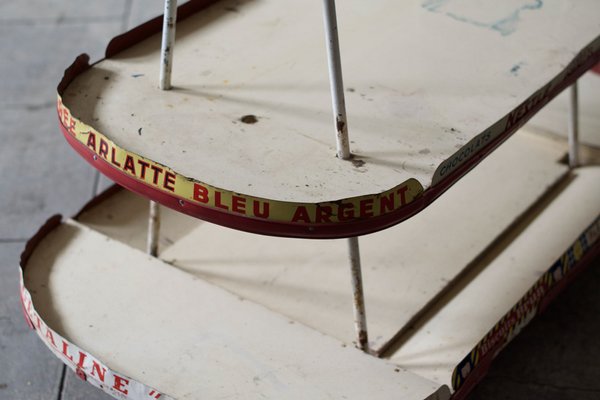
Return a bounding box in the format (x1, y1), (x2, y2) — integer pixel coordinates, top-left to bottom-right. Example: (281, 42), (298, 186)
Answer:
(357, 330), (368, 350)
(241, 115), (258, 124)
(336, 116), (346, 134)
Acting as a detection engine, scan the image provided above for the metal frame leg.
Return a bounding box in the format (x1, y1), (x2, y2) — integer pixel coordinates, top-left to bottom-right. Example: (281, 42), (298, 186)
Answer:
(348, 236), (369, 352)
(160, 0), (178, 90)
(147, 0), (179, 256)
(322, 0), (369, 352)
(147, 201), (161, 257)
(322, 0), (351, 160)
(568, 82), (579, 169)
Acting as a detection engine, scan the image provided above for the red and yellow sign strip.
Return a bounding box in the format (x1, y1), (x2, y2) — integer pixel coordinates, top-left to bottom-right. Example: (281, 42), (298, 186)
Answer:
(57, 95), (424, 237)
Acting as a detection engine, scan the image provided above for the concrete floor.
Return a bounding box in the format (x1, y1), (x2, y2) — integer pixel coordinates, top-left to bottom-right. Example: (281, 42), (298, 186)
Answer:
(0, 1), (599, 399)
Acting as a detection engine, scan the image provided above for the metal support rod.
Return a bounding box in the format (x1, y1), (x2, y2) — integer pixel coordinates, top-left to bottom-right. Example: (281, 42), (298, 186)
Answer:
(348, 236), (369, 352)
(568, 82), (579, 169)
(148, 0), (178, 255)
(322, 1), (368, 351)
(147, 201), (161, 257)
(159, 0), (178, 90)
(322, 0), (351, 160)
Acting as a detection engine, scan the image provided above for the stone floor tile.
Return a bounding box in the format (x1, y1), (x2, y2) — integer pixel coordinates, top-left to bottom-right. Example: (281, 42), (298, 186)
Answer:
(0, 20), (124, 107)
(95, 173), (116, 196)
(0, 1), (128, 21)
(0, 243), (63, 400)
(0, 107), (96, 239)
(61, 368), (112, 400)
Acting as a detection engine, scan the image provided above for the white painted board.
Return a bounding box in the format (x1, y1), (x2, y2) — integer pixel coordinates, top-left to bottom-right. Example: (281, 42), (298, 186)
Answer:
(22, 220), (449, 400)
(62, 0), (600, 205)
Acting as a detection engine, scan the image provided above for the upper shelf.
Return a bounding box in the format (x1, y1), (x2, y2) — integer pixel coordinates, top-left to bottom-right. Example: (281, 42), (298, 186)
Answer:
(57, 0), (600, 238)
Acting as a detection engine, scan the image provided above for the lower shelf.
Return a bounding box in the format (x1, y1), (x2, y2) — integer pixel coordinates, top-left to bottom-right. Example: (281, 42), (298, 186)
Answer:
(18, 130), (600, 399)
(20, 219), (449, 400)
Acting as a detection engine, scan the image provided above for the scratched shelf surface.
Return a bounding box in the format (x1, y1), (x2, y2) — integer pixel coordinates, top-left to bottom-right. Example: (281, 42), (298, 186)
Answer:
(58, 0), (600, 237)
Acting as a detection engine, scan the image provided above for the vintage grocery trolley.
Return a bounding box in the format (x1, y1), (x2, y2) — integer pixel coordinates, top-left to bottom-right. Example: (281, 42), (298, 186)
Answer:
(20, 1), (600, 399)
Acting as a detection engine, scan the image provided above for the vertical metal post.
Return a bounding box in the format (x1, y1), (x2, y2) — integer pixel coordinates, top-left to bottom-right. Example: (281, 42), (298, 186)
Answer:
(160, 0), (178, 90)
(148, 0), (178, 256)
(568, 82), (579, 169)
(147, 201), (161, 257)
(322, 0), (351, 160)
(348, 236), (369, 352)
(322, 0), (369, 352)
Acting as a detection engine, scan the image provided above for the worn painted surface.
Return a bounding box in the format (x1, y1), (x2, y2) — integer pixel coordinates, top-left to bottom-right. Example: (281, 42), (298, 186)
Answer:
(62, 0), (600, 206)
(22, 220), (449, 400)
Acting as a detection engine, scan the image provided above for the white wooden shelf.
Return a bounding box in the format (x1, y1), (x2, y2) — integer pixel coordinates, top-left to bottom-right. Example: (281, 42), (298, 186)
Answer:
(57, 0), (600, 237)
